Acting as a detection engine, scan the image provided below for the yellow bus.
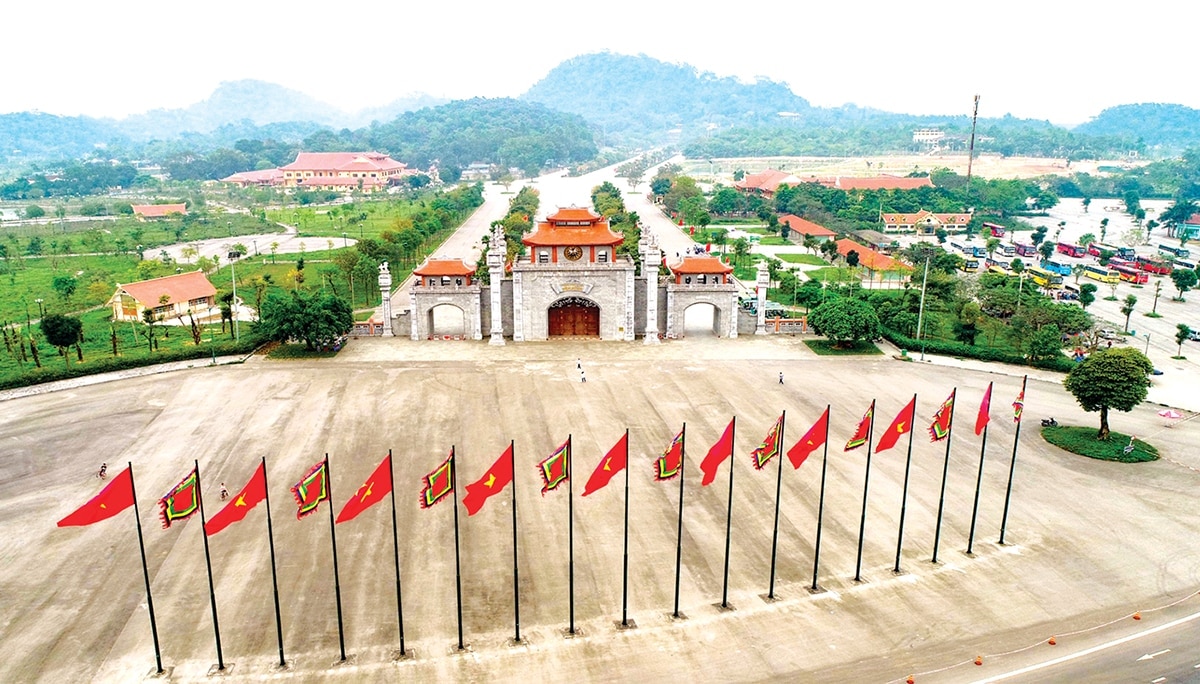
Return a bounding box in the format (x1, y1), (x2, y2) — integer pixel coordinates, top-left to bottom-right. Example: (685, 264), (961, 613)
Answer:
(1028, 266), (1063, 289)
(958, 258), (980, 273)
(1083, 264), (1119, 283)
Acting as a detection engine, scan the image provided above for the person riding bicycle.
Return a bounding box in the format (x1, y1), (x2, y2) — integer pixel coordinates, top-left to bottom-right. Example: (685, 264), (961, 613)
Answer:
(98, 463), (107, 479)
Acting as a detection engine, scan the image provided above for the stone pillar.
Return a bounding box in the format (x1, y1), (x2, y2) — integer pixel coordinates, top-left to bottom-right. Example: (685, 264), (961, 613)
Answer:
(409, 289), (420, 341)
(512, 271), (525, 342)
(755, 261), (770, 335)
(487, 224), (506, 345)
(642, 234), (660, 344)
(378, 262), (394, 337)
(624, 267), (636, 341)
(728, 289), (739, 338)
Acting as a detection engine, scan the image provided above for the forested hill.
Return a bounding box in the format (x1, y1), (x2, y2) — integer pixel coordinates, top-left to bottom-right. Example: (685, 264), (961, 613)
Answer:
(1073, 103), (1200, 150)
(521, 52), (818, 144)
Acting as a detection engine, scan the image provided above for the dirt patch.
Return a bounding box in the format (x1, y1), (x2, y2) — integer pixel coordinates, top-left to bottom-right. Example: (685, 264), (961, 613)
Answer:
(688, 155), (1145, 181)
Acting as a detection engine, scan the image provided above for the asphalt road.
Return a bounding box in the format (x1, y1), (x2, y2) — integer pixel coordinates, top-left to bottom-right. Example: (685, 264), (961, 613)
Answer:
(3, 336), (1199, 683)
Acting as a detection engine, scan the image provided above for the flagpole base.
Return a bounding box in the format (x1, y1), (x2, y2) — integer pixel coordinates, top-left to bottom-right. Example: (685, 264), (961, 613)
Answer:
(144, 666), (173, 679)
(206, 663), (235, 677)
(449, 643), (473, 655)
(614, 618), (639, 630)
(759, 593), (783, 604)
(272, 661), (291, 673)
(329, 654), (357, 668)
(666, 611), (689, 622)
(807, 585), (828, 596)
(506, 637), (529, 648)
(714, 602), (736, 613)
(390, 648), (416, 662)
(560, 627), (584, 639)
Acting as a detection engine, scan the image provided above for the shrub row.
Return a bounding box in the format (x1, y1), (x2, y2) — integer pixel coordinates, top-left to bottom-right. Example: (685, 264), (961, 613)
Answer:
(0, 334), (264, 391)
(881, 327), (1075, 373)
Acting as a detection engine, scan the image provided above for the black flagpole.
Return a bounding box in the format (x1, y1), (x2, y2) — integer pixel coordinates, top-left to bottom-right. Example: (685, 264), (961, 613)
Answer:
(621, 428), (631, 627)
(967, 382), (993, 555)
(261, 458), (286, 668)
(673, 423), (686, 619)
(767, 411), (787, 599)
(932, 389), (958, 563)
(128, 463), (164, 674)
(999, 375), (1028, 545)
(387, 449), (407, 656)
(720, 417), (736, 609)
(568, 434), (575, 635)
(194, 459), (224, 671)
(810, 407), (831, 592)
(325, 454), (346, 662)
(451, 446), (464, 650)
(511, 440), (520, 643)
(894, 395), (918, 574)
(854, 401), (876, 582)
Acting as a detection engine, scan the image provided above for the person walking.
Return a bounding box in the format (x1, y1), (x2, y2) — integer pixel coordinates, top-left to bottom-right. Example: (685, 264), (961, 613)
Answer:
(779, 372), (784, 385)
(220, 483), (229, 500)
(98, 463), (107, 479)
(580, 368), (587, 383)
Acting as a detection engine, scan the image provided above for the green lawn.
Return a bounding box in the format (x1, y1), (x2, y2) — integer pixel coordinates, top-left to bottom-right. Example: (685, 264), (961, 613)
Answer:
(805, 267), (856, 284)
(804, 340), (883, 355)
(1041, 426), (1158, 463)
(758, 237), (793, 246)
(776, 253), (828, 266)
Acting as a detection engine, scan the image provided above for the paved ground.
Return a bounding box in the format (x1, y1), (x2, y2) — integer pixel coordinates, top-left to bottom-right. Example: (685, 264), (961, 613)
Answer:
(2, 334), (1199, 683)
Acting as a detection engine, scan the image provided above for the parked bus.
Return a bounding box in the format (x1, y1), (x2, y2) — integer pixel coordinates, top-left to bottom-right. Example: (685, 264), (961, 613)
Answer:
(998, 243), (1016, 257)
(1175, 259), (1197, 271)
(1113, 265), (1148, 284)
(986, 265), (1010, 275)
(1158, 244), (1191, 259)
(985, 258), (1010, 272)
(1087, 242), (1132, 260)
(1028, 266), (1064, 289)
(1056, 242), (1087, 258)
(1107, 257), (1132, 270)
(1083, 264), (1119, 283)
(1135, 255), (1173, 275)
(958, 257), (981, 273)
(1015, 242), (1038, 257)
(984, 222), (1006, 238)
(1042, 259), (1072, 276)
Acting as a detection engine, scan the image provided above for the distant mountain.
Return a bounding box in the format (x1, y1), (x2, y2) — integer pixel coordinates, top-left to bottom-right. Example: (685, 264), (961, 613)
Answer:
(0, 112), (123, 162)
(1073, 103), (1200, 151)
(351, 93), (449, 128)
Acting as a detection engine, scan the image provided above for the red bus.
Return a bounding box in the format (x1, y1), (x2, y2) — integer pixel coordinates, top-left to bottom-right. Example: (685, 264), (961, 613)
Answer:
(1135, 255), (1173, 275)
(1107, 257), (1132, 270)
(984, 222), (1006, 238)
(1056, 242), (1087, 258)
(1114, 265), (1148, 284)
(1015, 242), (1037, 257)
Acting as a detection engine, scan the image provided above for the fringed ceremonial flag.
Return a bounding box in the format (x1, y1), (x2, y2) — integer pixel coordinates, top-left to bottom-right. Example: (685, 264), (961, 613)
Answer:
(655, 429), (684, 481)
(788, 407), (829, 469)
(699, 419), (735, 486)
(159, 468), (200, 528)
(292, 460), (329, 519)
(845, 402), (874, 451)
(336, 455), (393, 523)
(1013, 387), (1025, 424)
(976, 383), (993, 436)
(463, 444), (515, 515)
(583, 432), (627, 497)
(750, 414), (784, 470)
(875, 397), (916, 454)
(205, 462), (267, 536)
(419, 452), (455, 508)
(537, 440), (570, 495)
(930, 390), (956, 442)
(57, 466), (135, 527)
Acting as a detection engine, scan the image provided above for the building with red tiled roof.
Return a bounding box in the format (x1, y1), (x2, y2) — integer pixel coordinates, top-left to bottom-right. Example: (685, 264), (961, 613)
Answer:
(109, 271), (217, 322)
(779, 214), (836, 240)
(733, 169), (804, 197)
(131, 203), (187, 219)
(880, 210), (971, 235)
(279, 152), (408, 192)
(822, 176), (934, 191)
(522, 206), (625, 263)
(668, 256), (733, 284)
(220, 169), (284, 188)
(833, 238), (910, 275)
(413, 258), (477, 286)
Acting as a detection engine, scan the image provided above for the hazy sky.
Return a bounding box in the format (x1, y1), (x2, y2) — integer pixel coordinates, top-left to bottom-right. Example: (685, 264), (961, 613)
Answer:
(4, 1), (1184, 126)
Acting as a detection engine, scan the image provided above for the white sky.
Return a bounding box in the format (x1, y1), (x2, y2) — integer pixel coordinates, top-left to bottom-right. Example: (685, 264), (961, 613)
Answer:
(2, 1), (1183, 126)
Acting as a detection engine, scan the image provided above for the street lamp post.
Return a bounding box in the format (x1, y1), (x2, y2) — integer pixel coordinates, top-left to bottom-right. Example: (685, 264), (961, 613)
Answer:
(226, 246), (240, 343)
(35, 298), (44, 318)
(915, 255), (931, 361)
(1144, 333), (1151, 355)
(342, 232), (348, 248)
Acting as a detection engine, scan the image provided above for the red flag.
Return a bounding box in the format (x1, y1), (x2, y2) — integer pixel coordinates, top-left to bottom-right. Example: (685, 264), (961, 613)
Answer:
(699, 419), (734, 486)
(875, 397), (916, 453)
(845, 401), (874, 451)
(57, 466), (135, 527)
(205, 462), (267, 536)
(420, 452), (455, 508)
(462, 444), (515, 515)
(975, 382), (993, 435)
(750, 414), (784, 470)
(159, 468), (200, 529)
(292, 460), (329, 519)
(655, 429), (684, 481)
(583, 432), (628, 497)
(336, 455), (393, 523)
(930, 390), (956, 442)
(1013, 387), (1025, 424)
(788, 408), (829, 469)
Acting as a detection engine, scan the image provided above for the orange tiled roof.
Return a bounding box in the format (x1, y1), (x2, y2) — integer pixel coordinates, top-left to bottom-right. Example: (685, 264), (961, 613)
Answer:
(830, 176), (934, 191)
(131, 203), (187, 218)
(881, 210), (970, 226)
(297, 176), (387, 187)
(221, 169), (283, 183)
(414, 258), (476, 277)
(116, 271), (216, 307)
(734, 169), (803, 193)
(1185, 213), (1200, 225)
(280, 152), (406, 173)
(669, 256), (733, 275)
(523, 206), (624, 247)
(834, 238), (909, 272)
(779, 214), (835, 237)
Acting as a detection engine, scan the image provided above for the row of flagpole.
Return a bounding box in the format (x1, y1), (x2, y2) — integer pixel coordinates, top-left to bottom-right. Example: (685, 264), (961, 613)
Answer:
(55, 377), (1028, 672)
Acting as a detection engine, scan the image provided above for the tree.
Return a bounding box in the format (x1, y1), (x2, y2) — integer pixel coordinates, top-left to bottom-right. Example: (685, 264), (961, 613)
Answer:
(24, 205), (45, 219)
(40, 314), (82, 367)
(1031, 226), (1047, 246)
(1079, 283), (1097, 309)
(1170, 267), (1198, 299)
(1077, 232), (1096, 247)
(649, 177), (672, 197)
(1071, 264), (1086, 285)
(809, 297), (881, 349)
(258, 290), (354, 351)
(846, 250), (860, 268)
(1038, 241), (1054, 261)
(1175, 324), (1191, 357)
(1027, 324), (1063, 362)
(1063, 347), (1153, 439)
(935, 227), (948, 244)
(52, 274), (78, 304)
(1151, 279), (1164, 314)
(1120, 295), (1138, 332)
(732, 237), (749, 266)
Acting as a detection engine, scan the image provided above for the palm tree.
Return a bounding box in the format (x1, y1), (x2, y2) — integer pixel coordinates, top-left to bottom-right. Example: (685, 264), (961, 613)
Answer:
(1120, 294), (1137, 332)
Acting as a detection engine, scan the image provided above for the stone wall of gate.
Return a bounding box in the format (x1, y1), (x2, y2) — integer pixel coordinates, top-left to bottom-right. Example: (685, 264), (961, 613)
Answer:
(510, 260), (635, 341)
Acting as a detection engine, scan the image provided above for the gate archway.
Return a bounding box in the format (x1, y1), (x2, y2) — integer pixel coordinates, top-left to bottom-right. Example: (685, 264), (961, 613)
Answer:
(548, 296), (599, 337)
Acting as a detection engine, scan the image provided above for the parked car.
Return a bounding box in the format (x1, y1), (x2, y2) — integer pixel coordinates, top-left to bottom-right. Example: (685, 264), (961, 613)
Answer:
(1188, 329), (1200, 341)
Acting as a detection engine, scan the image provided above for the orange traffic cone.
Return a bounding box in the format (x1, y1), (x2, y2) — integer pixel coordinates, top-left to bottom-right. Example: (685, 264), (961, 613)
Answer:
(974, 656), (983, 666)
(1133, 612), (1142, 621)
(1048, 636), (1057, 646)
(906, 677), (914, 684)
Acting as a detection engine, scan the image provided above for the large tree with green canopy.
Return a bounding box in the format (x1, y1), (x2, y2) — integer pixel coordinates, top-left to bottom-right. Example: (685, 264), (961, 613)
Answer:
(1063, 347), (1153, 440)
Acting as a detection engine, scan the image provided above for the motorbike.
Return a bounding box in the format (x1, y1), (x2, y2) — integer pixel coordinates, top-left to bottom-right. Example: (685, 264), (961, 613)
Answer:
(1041, 417), (1058, 427)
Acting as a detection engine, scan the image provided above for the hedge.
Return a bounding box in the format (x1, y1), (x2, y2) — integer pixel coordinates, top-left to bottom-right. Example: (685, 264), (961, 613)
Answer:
(881, 327), (1075, 373)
